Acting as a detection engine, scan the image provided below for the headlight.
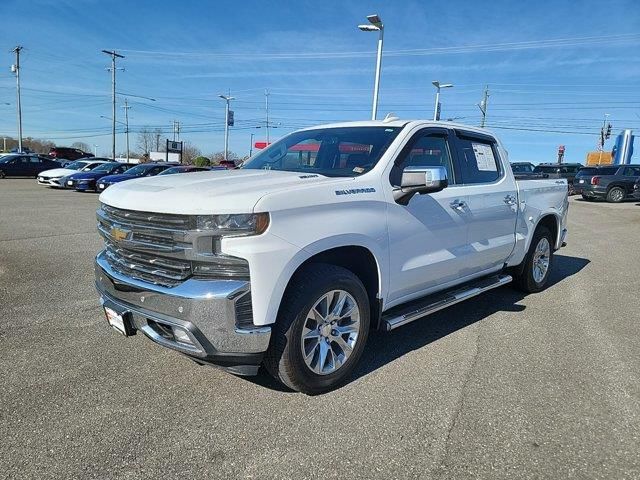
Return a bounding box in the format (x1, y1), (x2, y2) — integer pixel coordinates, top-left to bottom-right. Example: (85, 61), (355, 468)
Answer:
(192, 255), (250, 280)
(195, 213), (269, 237)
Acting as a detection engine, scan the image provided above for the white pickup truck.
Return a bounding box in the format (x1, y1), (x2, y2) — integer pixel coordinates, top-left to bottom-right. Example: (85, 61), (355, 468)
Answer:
(95, 120), (568, 394)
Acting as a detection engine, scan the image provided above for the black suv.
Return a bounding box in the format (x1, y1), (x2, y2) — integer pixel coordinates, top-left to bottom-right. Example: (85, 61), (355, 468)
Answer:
(580, 164), (640, 203)
(49, 147), (94, 161)
(533, 163), (583, 194)
(573, 165), (619, 195)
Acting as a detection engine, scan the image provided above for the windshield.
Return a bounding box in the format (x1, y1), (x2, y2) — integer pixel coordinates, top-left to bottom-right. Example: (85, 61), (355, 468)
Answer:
(92, 163), (118, 173)
(242, 126), (402, 177)
(122, 164), (152, 176)
(158, 167), (183, 175)
(64, 161), (86, 170)
(534, 165), (560, 173)
(511, 163), (534, 173)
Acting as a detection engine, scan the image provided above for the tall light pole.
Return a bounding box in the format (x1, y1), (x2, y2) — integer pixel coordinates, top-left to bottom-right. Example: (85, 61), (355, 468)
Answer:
(431, 81), (453, 121)
(358, 14), (384, 120)
(93, 144), (98, 156)
(478, 85), (489, 128)
(122, 99), (131, 163)
(102, 50), (124, 159)
(265, 89), (270, 144)
(12, 46), (23, 152)
(219, 93), (235, 161)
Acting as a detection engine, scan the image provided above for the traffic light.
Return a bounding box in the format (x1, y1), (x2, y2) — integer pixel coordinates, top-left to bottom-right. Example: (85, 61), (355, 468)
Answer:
(600, 129), (605, 148)
(605, 123), (612, 139)
(228, 110), (235, 126)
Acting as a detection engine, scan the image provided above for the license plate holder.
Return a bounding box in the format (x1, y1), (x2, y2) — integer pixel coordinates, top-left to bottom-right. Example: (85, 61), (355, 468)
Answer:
(104, 305), (135, 336)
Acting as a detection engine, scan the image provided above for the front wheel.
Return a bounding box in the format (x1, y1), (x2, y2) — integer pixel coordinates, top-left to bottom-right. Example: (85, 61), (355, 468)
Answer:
(513, 226), (554, 293)
(265, 264), (370, 395)
(0, 170), (5, 179)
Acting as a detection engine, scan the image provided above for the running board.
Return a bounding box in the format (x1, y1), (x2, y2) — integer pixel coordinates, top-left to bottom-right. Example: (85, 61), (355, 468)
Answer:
(382, 274), (512, 331)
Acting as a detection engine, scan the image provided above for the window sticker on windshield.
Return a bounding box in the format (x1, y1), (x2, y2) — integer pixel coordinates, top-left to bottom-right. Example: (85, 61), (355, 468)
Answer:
(471, 143), (497, 171)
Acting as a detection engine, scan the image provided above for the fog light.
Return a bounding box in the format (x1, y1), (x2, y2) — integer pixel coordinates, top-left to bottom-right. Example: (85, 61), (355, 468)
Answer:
(172, 326), (193, 345)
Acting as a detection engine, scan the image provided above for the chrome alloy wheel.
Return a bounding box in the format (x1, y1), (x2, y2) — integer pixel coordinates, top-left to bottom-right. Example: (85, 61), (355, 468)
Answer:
(610, 188), (624, 202)
(532, 237), (551, 283)
(301, 290), (361, 375)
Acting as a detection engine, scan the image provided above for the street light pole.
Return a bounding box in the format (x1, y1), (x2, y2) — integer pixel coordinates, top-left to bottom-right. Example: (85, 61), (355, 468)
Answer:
(123, 99), (131, 163)
(102, 50), (124, 160)
(219, 94), (235, 161)
(358, 14), (384, 120)
(250, 133), (255, 157)
(12, 46), (23, 152)
(265, 89), (270, 144)
(431, 81), (453, 121)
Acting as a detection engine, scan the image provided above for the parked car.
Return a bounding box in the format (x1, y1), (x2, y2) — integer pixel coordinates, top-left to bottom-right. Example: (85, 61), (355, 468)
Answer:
(157, 165), (215, 175)
(580, 164), (640, 202)
(37, 158), (110, 188)
(94, 120), (568, 394)
(573, 165), (619, 196)
(94, 162), (179, 191)
(218, 160), (238, 169)
(533, 163), (582, 195)
(510, 162), (547, 180)
(49, 147), (94, 161)
(65, 162), (135, 192)
(0, 154), (62, 178)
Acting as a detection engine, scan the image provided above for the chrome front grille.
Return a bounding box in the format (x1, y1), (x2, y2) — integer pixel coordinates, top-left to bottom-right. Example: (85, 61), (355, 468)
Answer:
(97, 204), (195, 287)
(104, 241), (190, 287)
(97, 204), (251, 289)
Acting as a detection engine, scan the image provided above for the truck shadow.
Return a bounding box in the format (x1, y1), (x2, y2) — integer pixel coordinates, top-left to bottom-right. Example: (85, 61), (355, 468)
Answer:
(246, 254), (590, 394)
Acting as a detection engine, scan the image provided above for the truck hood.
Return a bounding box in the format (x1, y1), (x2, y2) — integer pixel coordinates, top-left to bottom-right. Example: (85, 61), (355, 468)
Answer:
(99, 169), (345, 214)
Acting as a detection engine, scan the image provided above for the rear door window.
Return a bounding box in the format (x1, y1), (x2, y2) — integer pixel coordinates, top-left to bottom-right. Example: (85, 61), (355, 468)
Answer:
(623, 166), (640, 176)
(454, 134), (501, 184)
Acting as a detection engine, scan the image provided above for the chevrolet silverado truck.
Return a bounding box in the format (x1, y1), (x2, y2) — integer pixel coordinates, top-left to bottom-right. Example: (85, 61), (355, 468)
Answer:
(94, 120), (568, 394)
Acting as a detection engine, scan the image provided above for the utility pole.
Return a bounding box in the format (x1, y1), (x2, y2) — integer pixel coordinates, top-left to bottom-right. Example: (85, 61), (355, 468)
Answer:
(478, 85), (489, 128)
(249, 132), (255, 157)
(155, 133), (160, 152)
(264, 90), (270, 144)
(102, 50), (124, 160)
(598, 113), (610, 164)
(123, 99), (131, 163)
(12, 46), (23, 152)
(172, 120), (181, 141)
(219, 93), (235, 161)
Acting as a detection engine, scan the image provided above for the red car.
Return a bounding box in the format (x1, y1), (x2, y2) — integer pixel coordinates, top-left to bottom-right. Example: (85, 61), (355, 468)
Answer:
(49, 147), (94, 161)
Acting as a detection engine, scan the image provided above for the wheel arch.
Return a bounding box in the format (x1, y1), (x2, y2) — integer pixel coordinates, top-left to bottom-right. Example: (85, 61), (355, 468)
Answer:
(273, 242), (385, 330)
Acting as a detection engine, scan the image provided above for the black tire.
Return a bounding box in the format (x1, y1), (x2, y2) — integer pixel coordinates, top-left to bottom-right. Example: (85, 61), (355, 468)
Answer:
(0, 170), (5, 179)
(606, 186), (625, 203)
(513, 226), (554, 293)
(581, 194), (594, 202)
(264, 263), (370, 395)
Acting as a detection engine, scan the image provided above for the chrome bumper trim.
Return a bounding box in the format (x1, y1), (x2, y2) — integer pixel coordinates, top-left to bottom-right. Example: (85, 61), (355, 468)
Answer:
(94, 251), (270, 356)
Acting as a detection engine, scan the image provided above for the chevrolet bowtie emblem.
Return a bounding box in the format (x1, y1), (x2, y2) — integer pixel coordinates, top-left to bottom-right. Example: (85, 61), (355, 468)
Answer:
(111, 225), (131, 242)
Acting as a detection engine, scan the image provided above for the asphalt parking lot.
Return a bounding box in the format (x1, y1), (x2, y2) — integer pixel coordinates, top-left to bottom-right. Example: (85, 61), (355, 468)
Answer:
(1, 179), (639, 479)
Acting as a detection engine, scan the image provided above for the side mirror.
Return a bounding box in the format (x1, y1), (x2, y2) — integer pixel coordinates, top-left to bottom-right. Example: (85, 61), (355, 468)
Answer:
(394, 166), (448, 205)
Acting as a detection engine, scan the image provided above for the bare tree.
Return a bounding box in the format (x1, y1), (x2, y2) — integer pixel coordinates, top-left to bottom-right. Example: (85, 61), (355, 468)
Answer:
(181, 141), (202, 164)
(136, 128), (155, 155)
(208, 151), (239, 165)
(71, 141), (91, 153)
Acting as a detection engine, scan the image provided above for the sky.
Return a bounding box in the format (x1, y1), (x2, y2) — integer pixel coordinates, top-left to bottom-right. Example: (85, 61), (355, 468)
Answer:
(0, 0), (639, 163)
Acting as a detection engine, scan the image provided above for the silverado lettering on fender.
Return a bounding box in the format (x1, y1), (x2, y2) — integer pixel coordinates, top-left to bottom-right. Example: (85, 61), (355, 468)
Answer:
(94, 120), (568, 394)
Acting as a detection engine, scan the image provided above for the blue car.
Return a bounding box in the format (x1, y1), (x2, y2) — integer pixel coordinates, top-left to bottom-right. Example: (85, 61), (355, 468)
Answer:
(96, 162), (179, 192)
(64, 162), (135, 192)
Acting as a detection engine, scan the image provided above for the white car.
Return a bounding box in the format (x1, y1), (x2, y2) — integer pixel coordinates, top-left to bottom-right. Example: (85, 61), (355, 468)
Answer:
(95, 119), (568, 394)
(37, 159), (109, 187)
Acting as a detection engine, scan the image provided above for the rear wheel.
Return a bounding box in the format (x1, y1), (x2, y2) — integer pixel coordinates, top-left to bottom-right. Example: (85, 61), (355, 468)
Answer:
(606, 186), (625, 203)
(513, 226), (554, 293)
(581, 194), (594, 201)
(265, 264), (370, 395)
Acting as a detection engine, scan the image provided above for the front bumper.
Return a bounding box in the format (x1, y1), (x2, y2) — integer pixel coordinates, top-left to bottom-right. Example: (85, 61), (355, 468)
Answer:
(75, 181), (96, 191)
(94, 251), (271, 375)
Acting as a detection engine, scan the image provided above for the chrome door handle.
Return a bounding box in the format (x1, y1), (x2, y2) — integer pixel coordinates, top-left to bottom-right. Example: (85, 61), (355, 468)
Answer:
(450, 200), (467, 210)
(503, 195), (517, 205)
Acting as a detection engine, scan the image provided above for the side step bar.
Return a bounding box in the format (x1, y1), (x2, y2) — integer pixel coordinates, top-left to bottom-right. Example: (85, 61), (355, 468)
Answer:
(382, 274), (512, 331)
